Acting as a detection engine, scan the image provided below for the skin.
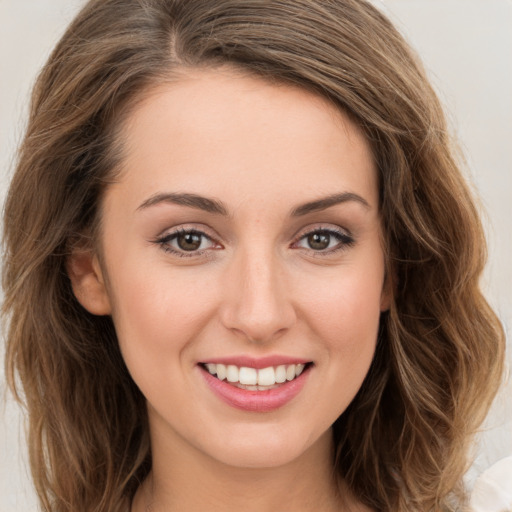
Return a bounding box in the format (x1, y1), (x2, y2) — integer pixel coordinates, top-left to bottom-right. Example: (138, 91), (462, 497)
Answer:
(69, 67), (388, 511)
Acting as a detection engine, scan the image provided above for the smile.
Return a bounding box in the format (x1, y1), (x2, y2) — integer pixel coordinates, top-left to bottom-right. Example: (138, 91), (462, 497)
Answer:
(203, 363), (307, 390)
(198, 360), (312, 412)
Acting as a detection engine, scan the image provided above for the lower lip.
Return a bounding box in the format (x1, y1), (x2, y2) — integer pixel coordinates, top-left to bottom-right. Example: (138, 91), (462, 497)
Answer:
(199, 365), (311, 412)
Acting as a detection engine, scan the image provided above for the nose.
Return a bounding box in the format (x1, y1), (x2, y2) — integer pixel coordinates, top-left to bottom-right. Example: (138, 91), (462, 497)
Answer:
(219, 247), (296, 344)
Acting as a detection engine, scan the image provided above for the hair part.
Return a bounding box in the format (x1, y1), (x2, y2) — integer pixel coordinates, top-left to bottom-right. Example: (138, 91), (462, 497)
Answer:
(3, 1), (505, 511)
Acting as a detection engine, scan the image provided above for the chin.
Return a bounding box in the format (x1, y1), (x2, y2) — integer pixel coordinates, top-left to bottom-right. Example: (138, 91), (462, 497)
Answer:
(200, 425), (331, 470)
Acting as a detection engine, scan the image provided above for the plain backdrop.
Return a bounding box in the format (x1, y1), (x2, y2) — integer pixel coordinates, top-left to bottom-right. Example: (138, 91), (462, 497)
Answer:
(1, 1), (511, 510)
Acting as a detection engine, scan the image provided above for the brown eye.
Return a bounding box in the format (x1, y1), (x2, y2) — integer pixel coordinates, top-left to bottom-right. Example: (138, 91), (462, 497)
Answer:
(177, 232), (203, 251)
(295, 228), (355, 254)
(307, 232), (331, 250)
(156, 229), (217, 256)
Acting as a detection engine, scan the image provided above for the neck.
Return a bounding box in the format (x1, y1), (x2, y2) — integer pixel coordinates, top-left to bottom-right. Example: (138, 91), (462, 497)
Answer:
(132, 427), (359, 512)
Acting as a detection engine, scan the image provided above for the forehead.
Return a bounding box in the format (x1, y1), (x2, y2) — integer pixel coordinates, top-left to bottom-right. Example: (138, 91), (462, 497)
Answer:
(110, 67), (378, 214)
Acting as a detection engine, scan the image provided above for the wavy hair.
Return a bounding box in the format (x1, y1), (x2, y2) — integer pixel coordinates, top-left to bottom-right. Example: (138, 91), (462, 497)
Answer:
(2, 0), (505, 510)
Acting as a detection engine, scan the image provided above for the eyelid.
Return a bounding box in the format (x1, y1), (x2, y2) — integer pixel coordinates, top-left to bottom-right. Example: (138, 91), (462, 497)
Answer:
(292, 223), (353, 240)
(291, 224), (355, 253)
(151, 223), (355, 258)
(152, 224), (223, 258)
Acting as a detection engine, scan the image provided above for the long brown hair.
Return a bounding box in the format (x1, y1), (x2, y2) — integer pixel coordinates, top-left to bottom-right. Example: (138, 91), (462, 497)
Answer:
(3, 1), (505, 510)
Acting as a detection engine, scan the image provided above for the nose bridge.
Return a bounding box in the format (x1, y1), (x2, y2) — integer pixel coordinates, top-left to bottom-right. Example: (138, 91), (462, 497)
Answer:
(221, 242), (295, 342)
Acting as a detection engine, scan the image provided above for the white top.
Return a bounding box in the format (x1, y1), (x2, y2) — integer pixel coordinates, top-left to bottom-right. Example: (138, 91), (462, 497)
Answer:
(470, 457), (512, 512)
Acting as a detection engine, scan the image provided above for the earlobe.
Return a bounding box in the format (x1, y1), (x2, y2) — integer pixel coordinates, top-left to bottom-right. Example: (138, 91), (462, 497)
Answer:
(380, 289), (391, 312)
(380, 272), (393, 312)
(67, 250), (112, 315)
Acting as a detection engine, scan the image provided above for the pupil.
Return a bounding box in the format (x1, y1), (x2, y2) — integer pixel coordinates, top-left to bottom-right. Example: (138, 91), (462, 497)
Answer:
(308, 232), (330, 250)
(177, 232), (201, 251)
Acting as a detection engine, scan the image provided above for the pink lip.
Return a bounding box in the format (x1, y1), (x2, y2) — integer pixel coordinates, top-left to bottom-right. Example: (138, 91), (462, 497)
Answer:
(199, 364), (311, 413)
(200, 355), (310, 369)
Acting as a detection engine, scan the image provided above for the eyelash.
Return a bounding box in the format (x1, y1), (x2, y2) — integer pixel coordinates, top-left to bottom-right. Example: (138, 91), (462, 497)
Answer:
(154, 228), (219, 258)
(153, 226), (355, 258)
(293, 227), (355, 255)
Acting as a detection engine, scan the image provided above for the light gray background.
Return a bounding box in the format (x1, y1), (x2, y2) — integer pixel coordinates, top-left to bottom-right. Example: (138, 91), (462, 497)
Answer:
(1, 1), (511, 510)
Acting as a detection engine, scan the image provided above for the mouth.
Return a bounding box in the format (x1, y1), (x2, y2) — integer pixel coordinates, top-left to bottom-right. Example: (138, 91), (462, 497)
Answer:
(200, 362), (311, 391)
(198, 361), (313, 412)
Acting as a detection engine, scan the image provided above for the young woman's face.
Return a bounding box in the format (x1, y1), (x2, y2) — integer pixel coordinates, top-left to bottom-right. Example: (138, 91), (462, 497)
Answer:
(91, 68), (389, 469)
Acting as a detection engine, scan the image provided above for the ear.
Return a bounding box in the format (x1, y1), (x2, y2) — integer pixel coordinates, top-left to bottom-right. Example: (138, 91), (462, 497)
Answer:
(67, 250), (112, 315)
(380, 269), (393, 312)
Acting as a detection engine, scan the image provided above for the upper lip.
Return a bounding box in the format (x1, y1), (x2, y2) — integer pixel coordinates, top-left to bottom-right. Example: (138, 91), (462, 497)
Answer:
(199, 355), (311, 369)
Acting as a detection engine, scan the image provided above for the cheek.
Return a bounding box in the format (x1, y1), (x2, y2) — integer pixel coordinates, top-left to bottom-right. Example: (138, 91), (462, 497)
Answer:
(109, 251), (213, 326)
(106, 262), (217, 381)
(302, 262), (384, 339)
(298, 260), (383, 390)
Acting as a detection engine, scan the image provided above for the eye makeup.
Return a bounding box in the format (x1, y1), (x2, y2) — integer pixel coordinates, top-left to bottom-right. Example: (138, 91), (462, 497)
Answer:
(153, 227), (222, 258)
(291, 225), (355, 255)
(151, 223), (355, 259)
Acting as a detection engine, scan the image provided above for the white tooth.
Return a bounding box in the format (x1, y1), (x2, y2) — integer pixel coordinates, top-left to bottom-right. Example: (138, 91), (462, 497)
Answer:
(205, 363), (217, 375)
(275, 365), (287, 383)
(216, 364), (227, 380)
(239, 366), (257, 385)
(226, 365), (239, 383)
(257, 366), (276, 386)
(245, 385), (259, 391)
(295, 363), (305, 377)
(286, 365), (296, 381)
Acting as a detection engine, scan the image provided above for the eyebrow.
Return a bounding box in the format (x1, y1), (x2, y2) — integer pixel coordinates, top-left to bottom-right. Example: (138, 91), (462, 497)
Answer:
(137, 192), (228, 215)
(290, 192), (370, 216)
(137, 191), (370, 216)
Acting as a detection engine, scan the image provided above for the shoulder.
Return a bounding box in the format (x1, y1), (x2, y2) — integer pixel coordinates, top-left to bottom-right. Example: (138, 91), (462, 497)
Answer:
(469, 456), (512, 512)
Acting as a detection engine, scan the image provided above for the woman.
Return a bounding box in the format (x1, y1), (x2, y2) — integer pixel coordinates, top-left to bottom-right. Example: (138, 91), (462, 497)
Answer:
(2, 0), (505, 511)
